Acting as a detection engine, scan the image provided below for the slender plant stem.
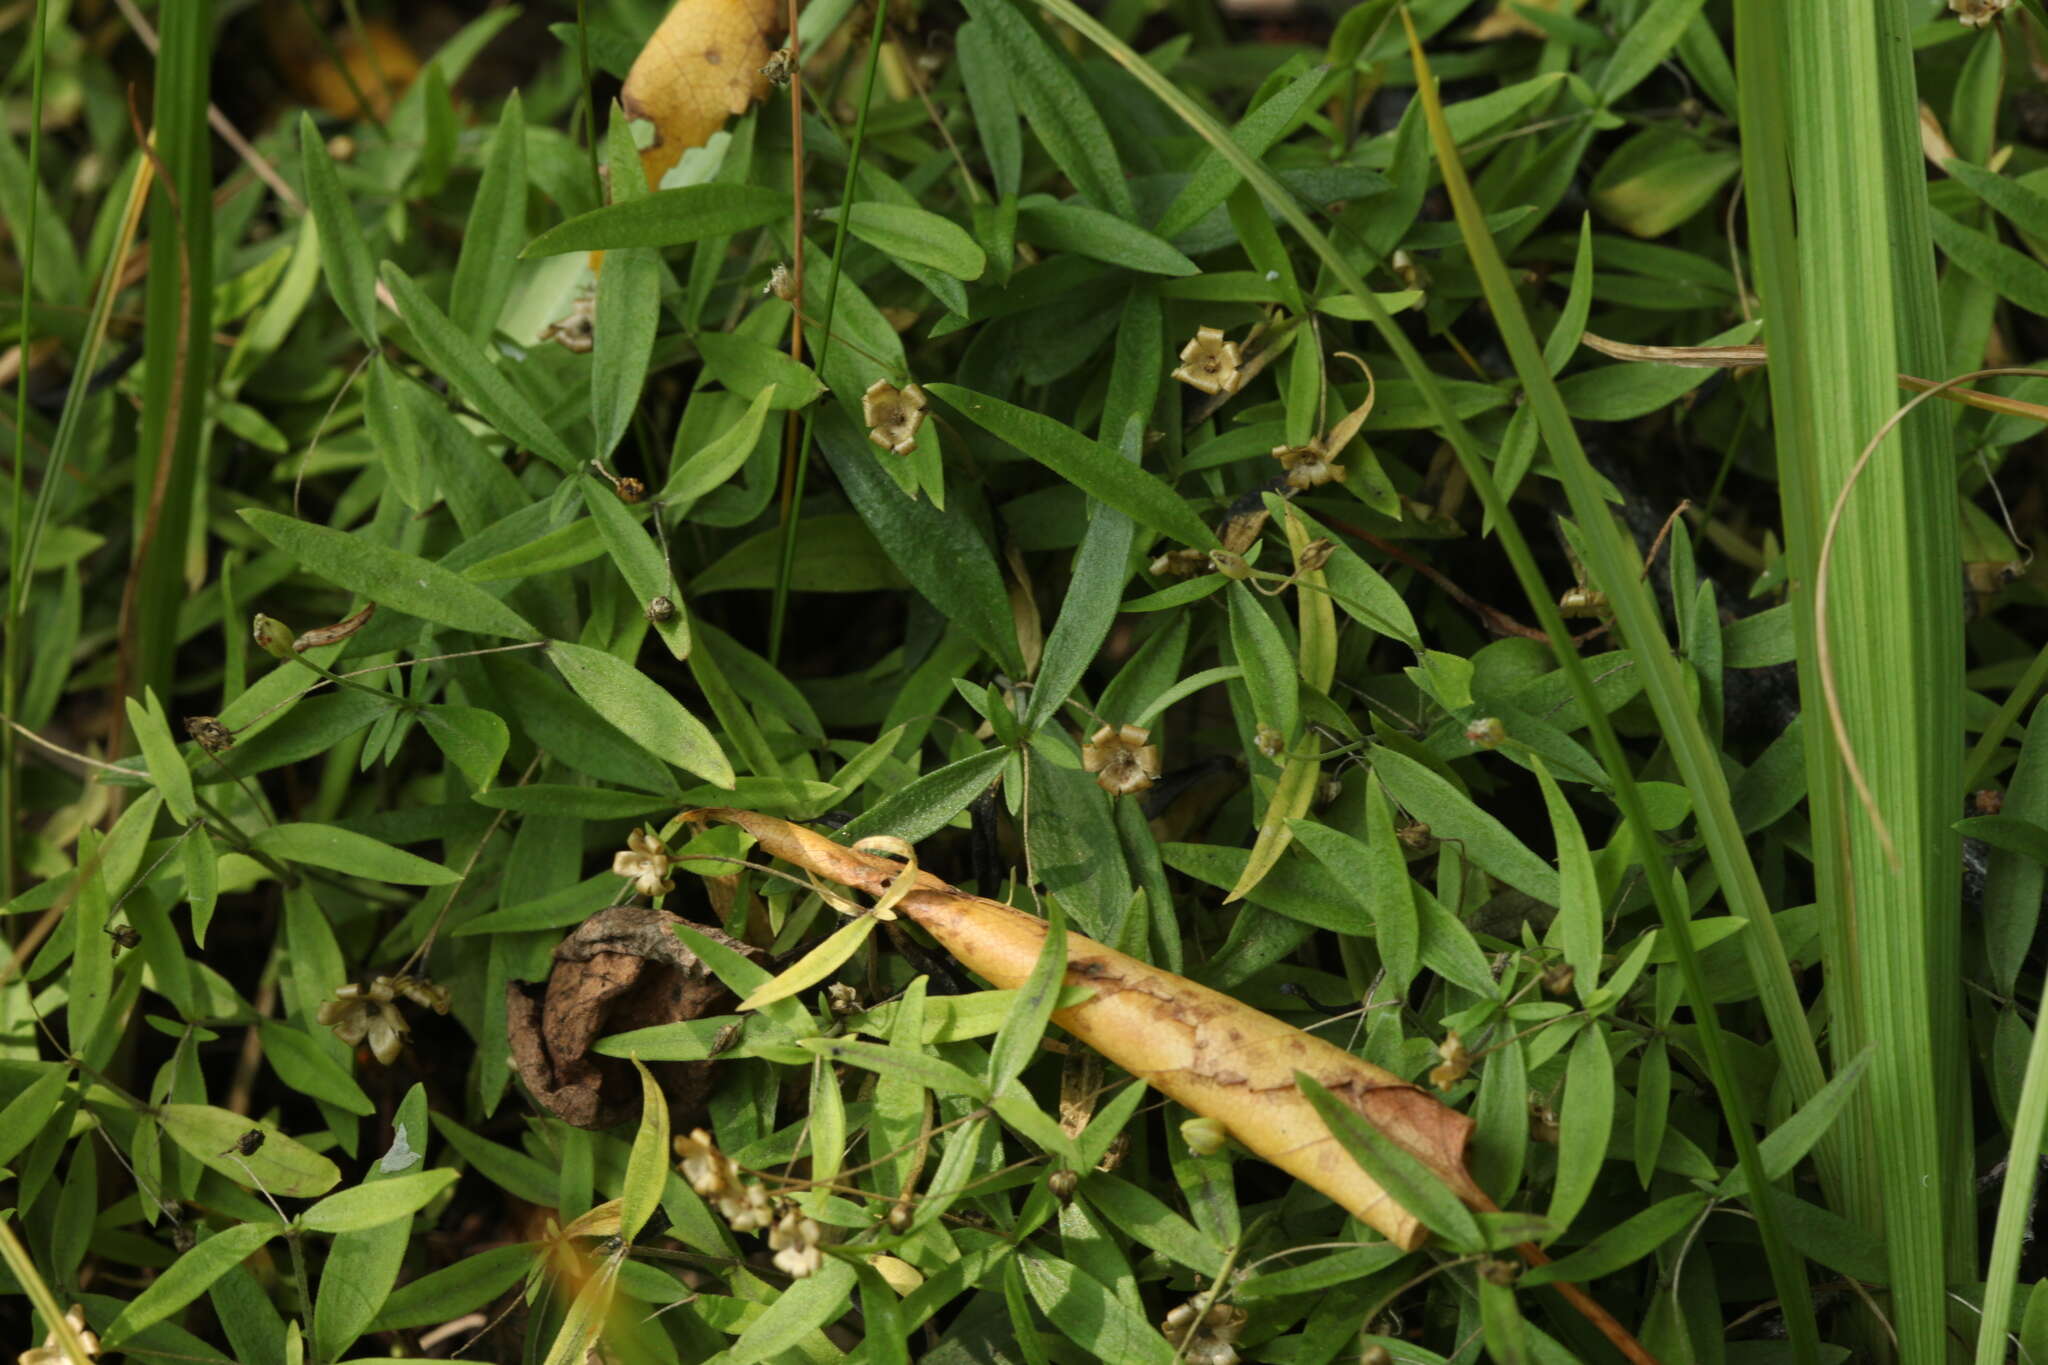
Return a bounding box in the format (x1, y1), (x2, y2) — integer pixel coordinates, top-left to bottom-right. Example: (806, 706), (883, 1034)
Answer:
(767, 1), (889, 664)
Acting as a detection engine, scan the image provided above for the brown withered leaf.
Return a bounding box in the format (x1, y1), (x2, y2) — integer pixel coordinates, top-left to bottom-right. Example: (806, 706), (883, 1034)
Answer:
(507, 905), (761, 1129)
(622, 0), (787, 188)
(683, 806), (1483, 1250)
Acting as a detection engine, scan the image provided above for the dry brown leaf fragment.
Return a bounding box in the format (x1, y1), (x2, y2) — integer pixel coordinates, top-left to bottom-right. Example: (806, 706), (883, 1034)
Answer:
(623, 0), (787, 188)
(684, 807), (1486, 1250)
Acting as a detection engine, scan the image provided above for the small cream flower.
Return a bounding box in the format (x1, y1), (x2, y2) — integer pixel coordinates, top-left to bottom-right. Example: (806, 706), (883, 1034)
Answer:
(613, 829), (674, 899)
(720, 1180), (774, 1233)
(1171, 326), (1243, 396)
(674, 1128), (731, 1198)
(768, 1204), (825, 1279)
(1430, 1030), (1471, 1091)
(1951, 0), (2012, 24)
(540, 293), (597, 353)
(863, 379), (928, 455)
(388, 974), (451, 1014)
(318, 980), (408, 1065)
(1272, 443), (1349, 490)
(1162, 1301), (1248, 1365)
(1081, 724), (1162, 797)
(19, 1305), (98, 1365)
(826, 982), (861, 1016)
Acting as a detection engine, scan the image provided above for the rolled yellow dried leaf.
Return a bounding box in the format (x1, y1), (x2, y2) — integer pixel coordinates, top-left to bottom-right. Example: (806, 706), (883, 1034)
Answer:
(688, 808), (1482, 1251)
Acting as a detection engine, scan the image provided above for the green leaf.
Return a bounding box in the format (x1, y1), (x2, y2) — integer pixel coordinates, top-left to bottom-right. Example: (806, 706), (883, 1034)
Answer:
(251, 823), (461, 886)
(1958, 813), (2048, 866)
(1532, 756), (1601, 996)
(1157, 63), (1335, 240)
(159, 1104), (341, 1198)
(1520, 1193), (1708, 1287)
(959, 0), (1131, 214)
(739, 913), (881, 1012)
(125, 687), (195, 824)
(1288, 813), (1417, 979)
(800, 1036), (992, 1099)
(1597, 0), (1709, 103)
(1081, 1173), (1226, 1278)
(1370, 747), (1559, 903)
(105, 1220), (282, 1346)
(418, 704), (511, 792)
(988, 897), (1067, 1094)
(1296, 1072), (1483, 1250)
(932, 384), (1217, 550)
(1546, 1024), (1613, 1234)
(239, 509), (541, 641)
(298, 114), (379, 346)
(185, 826), (219, 946)
(449, 91), (527, 342)
(839, 747), (1010, 844)
(1227, 581), (1299, 742)
(300, 1169), (458, 1234)
(523, 184), (793, 255)
(259, 1022), (374, 1115)
(546, 641), (735, 788)
(592, 243), (661, 460)
(1718, 1046), (1875, 1200)
(583, 482), (690, 661)
(1016, 199), (1197, 276)
(832, 202), (986, 280)
(379, 262), (581, 472)
(1018, 1250), (1180, 1364)
(692, 513), (909, 594)
(369, 1245), (534, 1332)
(728, 1258), (856, 1364)
(316, 1086), (431, 1359)
(694, 332), (825, 409)
(619, 1058), (670, 1243)
(363, 355), (430, 510)
(1930, 209), (2048, 316)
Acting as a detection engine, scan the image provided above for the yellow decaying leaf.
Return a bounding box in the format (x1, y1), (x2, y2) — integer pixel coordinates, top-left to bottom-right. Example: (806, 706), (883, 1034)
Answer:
(623, 0), (787, 187)
(688, 807), (1484, 1250)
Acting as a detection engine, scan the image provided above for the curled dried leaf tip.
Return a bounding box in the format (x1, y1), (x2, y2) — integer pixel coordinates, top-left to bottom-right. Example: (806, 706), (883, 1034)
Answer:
(1172, 325), (1244, 396)
(614, 828), (675, 898)
(18, 1304), (99, 1365)
(863, 379), (929, 455)
(1082, 723), (1161, 797)
(1150, 548), (1210, 578)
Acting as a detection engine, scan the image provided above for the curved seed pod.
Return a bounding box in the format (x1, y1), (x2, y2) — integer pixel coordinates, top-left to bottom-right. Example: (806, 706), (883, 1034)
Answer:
(686, 807), (1482, 1250)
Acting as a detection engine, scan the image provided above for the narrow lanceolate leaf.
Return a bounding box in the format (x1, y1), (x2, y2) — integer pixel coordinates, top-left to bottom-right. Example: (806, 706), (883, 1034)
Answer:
(738, 914), (881, 1012)
(125, 688), (194, 824)
(105, 1221), (282, 1346)
(691, 808), (1486, 1251)
(1228, 753), (1317, 904)
(618, 1058), (669, 1243)
(547, 641), (734, 788)
(958, 0), (1131, 215)
(379, 262), (581, 472)
(158, 1105), (341, 1198)
(834, 203), (986, 279)
(583, 482), (689, 660)
(240, 509), (541, 641)
(1718, 1046), (1876, 1200)
(1531, 757), (1600, 997)
(449, 91), (527, 343)
(1227, 581), (1300, 743)
(931, 384), (1217, 551)
(592, 242), (660, 460)
(298, 113), (378, 347)
(1546, 1024), (1612, 1235)
(988, 896), (1067, 1094)
(299, 1169), (458, 1234)
(252, 823), (460, 886)
(523, 184), (792, 255)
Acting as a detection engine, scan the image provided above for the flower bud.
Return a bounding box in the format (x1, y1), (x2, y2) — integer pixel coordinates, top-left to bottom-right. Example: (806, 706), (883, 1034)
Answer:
(1047, 1168), (1079, 1205)
(252, 614), (297, 660)
(1181, 1116), (1229, 1156)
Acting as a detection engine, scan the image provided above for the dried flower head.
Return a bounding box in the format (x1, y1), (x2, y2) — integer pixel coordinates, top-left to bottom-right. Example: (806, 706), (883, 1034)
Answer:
(1150, 548), (1210, 578)
(863, 379), (929, 455)
(388, 974), (452, 1014)
(1254, 725), (1285, 760)
(19, 1304), (99, 1365)
(1162, 1300), (1248, 1365)
(613, 828), (674, 899)
(1081, 724), (1162, 797)
(1180, 1116), (1229, 1157)
(826, 982), (862, 1016)
(1171, 326), (1244, 397)
(1396, 819), (1434, 853)
(1429, 1029), (1470, 1091)
(765, 263), (798, 300)
(318, 979), (408, 1066)
(768, 1204), (825, 1279)
(1272, 443), (1349, 490)
(184, 716), (235, 753)
(760, 46), (795, 85)
(1295, 538), (1335, 574)
(886, 1197), (915, 1231)
(1971, 788), (2005, 816)
(646, 595), (677, 624)
(1541, 962), (1576, 996)
(1558, 584), (1609, 619)
(614, 476), (647, 504)
(720, 1179), (774, 1233)
(1465, 716), (1507, 749)
(1480, 1257), (1521, 1287)
(1951, 0), (2013, 23)
(1530, 1098), (1560, 1144)
(539, 293), (597, 353)
(1047, 1168), (1079, 1205)
(108, 924), (142, 956)
(1208, 549), (1252, 580)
